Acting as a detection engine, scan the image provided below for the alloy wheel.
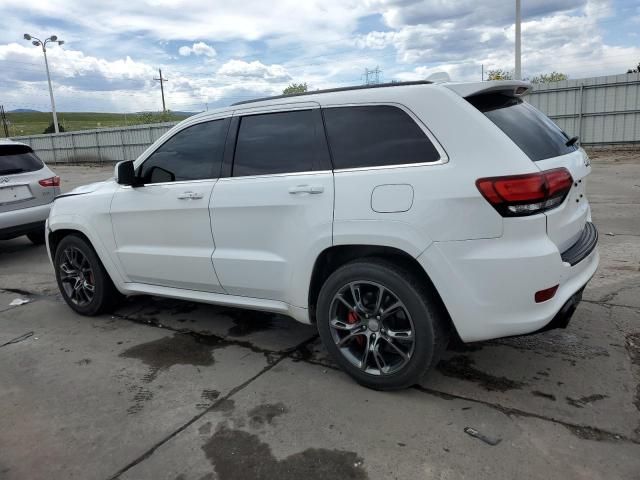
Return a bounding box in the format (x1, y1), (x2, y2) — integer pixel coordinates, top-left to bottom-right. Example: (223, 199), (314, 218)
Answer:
(328, 281), (415, 376)
(58, 246), (95, 307)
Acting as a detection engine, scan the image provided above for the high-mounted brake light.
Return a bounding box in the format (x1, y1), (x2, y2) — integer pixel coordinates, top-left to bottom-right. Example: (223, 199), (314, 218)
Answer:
(476, 168), (573, 217)
(39, 176), (60, 187)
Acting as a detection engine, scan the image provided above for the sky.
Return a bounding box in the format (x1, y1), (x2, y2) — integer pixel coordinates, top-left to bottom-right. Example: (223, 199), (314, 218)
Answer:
(0, 0), (638, 113)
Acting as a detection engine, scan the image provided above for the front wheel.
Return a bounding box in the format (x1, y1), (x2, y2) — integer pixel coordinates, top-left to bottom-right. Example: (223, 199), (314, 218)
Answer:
(316, 258), (449, 390)
(54, 235), (122, 315)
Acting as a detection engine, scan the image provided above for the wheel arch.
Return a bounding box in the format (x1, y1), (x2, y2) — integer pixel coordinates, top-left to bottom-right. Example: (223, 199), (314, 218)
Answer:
(47, 226), (127, 294)
(48, 228), (93, 260)
(307, 244), (456, 335)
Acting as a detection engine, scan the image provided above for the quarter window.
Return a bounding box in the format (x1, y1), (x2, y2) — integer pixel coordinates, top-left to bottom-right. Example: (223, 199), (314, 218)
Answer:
(322, 105), (441, 169)
(233, 110), (317, 177)
(139, 119), (229, 184)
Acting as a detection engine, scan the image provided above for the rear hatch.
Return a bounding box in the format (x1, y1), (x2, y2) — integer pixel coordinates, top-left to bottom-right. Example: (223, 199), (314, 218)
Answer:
(0, 144), (52, 213)
(465, 88), (590, 253)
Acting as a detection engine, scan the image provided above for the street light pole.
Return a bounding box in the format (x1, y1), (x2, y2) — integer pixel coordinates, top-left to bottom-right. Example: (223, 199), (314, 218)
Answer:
(23, 33), (65, 134)
(41, 46), (59, 134)
(515, 0), (522, 80)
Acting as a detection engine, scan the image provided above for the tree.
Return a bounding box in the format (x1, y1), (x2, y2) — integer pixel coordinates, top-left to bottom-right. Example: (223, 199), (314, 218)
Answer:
(530, 72), (568, 84)
(627, 62), (640, 73)
(43, 122), (65, 134)
(486, 69), (513, 80)
(282, 83), (308, 95)
(135, 110), (173, 124)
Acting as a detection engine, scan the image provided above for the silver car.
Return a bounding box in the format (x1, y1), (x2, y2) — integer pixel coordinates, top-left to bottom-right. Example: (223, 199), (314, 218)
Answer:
(0, 139), (60, 244)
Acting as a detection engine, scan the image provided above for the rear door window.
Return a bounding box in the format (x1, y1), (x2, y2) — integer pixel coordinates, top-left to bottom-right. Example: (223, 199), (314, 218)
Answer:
(0, 145), (44, 175)
(322, 105), (441, 169)
(467, 93), (577, 161)
(232, 110), (318, 177)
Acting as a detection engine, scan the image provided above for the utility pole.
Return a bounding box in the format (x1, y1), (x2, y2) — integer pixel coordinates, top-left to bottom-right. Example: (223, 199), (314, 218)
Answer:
(0, 105), (9, 137)
(154, 69), (168, 113)
(515, 0), (522, 80)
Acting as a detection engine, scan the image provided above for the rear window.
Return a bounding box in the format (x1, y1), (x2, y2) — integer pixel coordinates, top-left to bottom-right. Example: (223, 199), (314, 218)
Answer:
(323, 105), (441, 169)
(467, 93), (577, 161)
(0, 145), (44, 175)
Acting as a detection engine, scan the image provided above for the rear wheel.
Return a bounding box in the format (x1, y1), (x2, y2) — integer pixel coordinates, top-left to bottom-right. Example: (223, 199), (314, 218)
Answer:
(26, 229), (46, 245)
(54, 235), (122, 315)
(316, 258), (449, 390)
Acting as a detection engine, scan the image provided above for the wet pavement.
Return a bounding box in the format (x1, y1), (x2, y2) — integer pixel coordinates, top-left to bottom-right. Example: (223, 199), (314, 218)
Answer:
(1, 154), (639, 479)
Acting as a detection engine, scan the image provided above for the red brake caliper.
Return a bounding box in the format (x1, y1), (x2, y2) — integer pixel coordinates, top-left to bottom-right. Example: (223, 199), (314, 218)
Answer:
(347, 310), (364, 346)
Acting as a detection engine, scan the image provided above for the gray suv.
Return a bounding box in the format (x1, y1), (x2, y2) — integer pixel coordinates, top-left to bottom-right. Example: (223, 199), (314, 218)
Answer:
(0, 140), (60, 244)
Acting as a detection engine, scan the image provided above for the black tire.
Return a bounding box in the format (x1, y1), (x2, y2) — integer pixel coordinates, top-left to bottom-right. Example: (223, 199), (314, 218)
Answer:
(316, 258), (449, 390)
(26, 229), (46, 245)
(54, 234), (123, 315)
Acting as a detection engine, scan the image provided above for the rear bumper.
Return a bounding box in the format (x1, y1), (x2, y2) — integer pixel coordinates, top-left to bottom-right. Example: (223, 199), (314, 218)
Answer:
(418, 218), (599, 342)
(561, 222), (598, 266)
(0, 202), (51, 239)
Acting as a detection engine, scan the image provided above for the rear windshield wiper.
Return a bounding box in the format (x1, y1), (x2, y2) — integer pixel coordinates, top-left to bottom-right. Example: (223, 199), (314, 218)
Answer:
(0, 168), (26, 175)
(565, 136), (579, 147)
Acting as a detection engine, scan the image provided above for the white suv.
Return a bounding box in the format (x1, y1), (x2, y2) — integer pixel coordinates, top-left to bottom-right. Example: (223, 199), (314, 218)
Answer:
(47, 80), (598, 389)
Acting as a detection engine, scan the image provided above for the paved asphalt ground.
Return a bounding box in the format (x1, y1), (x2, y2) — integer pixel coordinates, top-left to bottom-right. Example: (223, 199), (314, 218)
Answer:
(1, 152), (639, 480)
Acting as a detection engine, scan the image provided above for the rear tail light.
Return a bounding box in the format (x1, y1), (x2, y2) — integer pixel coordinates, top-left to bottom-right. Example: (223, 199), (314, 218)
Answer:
(39, 176), (60, 187)
(476, 168), (573, 217)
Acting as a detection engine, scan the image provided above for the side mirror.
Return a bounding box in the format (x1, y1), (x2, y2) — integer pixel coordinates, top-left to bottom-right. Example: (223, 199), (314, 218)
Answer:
(115, 161), (140, 186)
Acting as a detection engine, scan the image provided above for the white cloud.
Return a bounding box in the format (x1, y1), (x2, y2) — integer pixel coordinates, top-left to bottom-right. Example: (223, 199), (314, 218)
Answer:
(0, 0), (637, 113)
(367, 0), (589, 29)
(178, 42), (216, 58)
(217, 60), (291, 82)
(0, 0), (368, 44)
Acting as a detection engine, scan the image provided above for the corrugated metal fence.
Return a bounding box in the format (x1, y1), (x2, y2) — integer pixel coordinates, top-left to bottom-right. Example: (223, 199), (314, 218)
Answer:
(13, 122), (179, 164)
(526, 72), (640, 147)
(11, 72), (640, 164)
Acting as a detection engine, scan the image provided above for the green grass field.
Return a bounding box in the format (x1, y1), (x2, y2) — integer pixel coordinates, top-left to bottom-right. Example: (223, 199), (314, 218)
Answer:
(3, 111), (192, 137)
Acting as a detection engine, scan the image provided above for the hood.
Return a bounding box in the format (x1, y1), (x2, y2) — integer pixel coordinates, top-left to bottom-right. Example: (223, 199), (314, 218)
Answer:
(56, 178), (114, 199)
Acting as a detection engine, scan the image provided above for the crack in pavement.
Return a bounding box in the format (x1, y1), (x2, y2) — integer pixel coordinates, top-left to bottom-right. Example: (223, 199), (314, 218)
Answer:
(582, 299), (640, 312)
(107, 334), (319, 480)
(595, 283), (640, 305)
(291, 350), (640, 445)
(413, 386), (640, 445)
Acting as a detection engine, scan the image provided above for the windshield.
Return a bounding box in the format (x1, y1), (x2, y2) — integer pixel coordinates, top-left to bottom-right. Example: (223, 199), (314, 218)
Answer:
(467, 93), (577, 161)
(0, 145), (44, 175)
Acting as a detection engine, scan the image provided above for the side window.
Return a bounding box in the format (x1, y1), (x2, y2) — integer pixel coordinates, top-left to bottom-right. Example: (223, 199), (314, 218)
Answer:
(139, 118), (229, 184)
(323, 105), (440, 169)
(232, 110), (317, 177)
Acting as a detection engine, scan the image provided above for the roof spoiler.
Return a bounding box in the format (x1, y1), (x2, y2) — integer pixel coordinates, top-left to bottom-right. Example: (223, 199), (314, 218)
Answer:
(443, 80), (531, 98)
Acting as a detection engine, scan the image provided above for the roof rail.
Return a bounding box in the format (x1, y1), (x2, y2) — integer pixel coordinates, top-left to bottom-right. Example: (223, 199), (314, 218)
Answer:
(231, 80), (433, 106)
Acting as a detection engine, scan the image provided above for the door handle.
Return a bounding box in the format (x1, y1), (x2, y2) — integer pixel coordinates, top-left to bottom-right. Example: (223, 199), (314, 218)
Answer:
(177, 191), (204, 200)
(288, 185), (324, 195)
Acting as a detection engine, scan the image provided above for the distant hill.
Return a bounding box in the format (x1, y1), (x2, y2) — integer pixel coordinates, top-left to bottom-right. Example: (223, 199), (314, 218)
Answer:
(3, 111), (192, 137)
(8, 109), (41, 113)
